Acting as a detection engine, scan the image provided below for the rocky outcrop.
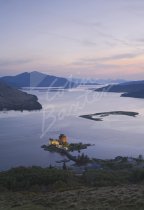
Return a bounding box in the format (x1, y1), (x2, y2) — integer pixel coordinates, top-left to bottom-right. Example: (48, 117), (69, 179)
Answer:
(0, 81), (42, 111)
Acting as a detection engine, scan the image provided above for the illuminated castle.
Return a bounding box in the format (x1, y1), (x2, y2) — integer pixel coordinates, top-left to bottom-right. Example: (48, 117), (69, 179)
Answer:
(49, 134), (68, 147)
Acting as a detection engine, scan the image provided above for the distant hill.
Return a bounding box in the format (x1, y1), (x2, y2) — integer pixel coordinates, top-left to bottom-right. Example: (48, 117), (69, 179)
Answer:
(0, 81), (42, 111)
(68, 78), (100, 85)
(95, 80), (144, 99)
(0, 71), (77, 88)
(122, 89), (144, 99)
(95, 81), (144, 93)
(68, 78), (127, 85)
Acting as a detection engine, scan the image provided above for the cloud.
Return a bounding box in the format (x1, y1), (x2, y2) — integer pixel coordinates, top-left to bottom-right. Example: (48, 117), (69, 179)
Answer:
(71, 60), (120, 70)
(49, 24), (138, 49)
(71, 19), (102, 28)
(0, 58), (33, 67)
(135, 38), (144, 43)
(95, 52), (141, 62)
(50, 33), (97, 47)
(72, 52), (142, 66)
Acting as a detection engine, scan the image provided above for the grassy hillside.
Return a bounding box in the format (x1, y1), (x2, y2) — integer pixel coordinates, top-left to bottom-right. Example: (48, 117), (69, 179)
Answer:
(1, 166), (144, 209)
(1, 185), (144, 210)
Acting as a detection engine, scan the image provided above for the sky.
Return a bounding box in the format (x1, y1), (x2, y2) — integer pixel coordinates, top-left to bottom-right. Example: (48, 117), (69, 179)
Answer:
(0, 0), (144, 79)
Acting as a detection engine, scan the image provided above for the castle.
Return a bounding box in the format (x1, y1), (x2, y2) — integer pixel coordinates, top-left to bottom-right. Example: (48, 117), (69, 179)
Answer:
(49, 134), (68, 149)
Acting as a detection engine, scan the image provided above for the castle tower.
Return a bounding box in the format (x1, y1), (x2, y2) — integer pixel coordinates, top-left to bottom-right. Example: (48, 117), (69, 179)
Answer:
(59, 134), (68, 145)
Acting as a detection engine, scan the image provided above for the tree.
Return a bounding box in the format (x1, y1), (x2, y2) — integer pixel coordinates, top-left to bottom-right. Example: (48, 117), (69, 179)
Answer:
(138, 154), (143, 161)
(63, 162), (67, 170)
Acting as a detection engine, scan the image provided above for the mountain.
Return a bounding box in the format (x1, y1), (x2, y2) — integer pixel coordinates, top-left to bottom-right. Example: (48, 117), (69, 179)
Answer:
(0, 71), (77, 88)
(122, 89), (144, 99)
(0, 81), (42, 111)
(95, 80), (144, 93)
(68, 78), (100, 85)
(68, 78), (127, 85)
(95, 80), (144, 99)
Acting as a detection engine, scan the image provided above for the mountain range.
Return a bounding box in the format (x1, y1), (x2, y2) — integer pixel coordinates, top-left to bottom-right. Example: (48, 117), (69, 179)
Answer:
(1, 71), (144, 99)
(68, 78), (127, 85)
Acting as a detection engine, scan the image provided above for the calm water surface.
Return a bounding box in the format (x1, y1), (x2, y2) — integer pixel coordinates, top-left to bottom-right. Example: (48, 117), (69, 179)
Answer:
(1, 86), (144, 171)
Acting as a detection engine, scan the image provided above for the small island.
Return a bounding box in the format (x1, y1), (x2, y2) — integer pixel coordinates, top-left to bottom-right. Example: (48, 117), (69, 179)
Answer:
(0, 81), (42, 111)
(41, 134), (92, 165)
(80, 111), (139, 121)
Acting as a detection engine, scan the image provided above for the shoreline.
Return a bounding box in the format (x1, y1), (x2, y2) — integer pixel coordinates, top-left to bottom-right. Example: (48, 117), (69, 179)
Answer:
(41, 143), (92, 166)
(41, 142), (144, 171)
(1, 154), (144, 172)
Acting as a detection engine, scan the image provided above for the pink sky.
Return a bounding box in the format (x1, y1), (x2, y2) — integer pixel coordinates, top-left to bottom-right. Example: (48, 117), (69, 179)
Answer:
(0, 0), (144, 79)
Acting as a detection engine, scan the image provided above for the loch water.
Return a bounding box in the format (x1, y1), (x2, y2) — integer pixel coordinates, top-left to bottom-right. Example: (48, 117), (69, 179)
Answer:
(1, 86), (144, 171)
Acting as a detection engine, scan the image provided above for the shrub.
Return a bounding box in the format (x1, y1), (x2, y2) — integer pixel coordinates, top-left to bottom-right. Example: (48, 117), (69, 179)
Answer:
(0, 166), (77, 191)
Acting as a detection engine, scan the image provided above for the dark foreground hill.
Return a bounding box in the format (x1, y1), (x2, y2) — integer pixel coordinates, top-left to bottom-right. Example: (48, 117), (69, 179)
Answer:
(1, 185), (144, 210)
(0, 71), (77, 88)
(0, 81), (42, 111)
(1, 166), (144, 209)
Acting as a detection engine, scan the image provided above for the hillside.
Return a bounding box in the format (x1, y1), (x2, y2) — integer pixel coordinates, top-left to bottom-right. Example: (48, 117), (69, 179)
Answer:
(122, 89), (144, 98)
(95, 81), (144, 93)
(1, 185), (144, 210)
(0, 81), (42, 111)
(1, 166), (144, 210)
(69, 78), (127, 85)
(0, 71), (77, 88)
(95, 80), (144, 99)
